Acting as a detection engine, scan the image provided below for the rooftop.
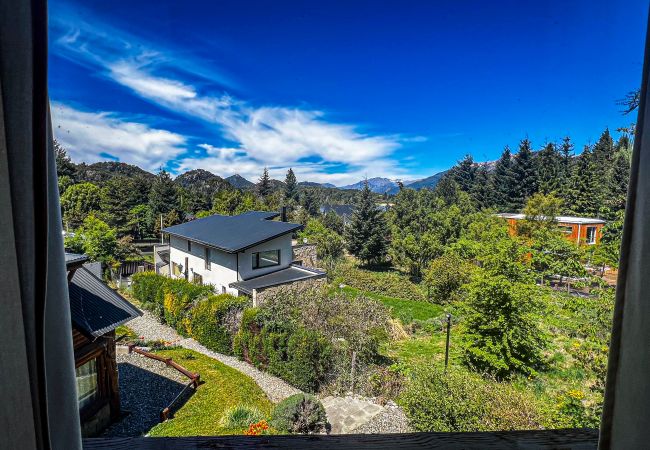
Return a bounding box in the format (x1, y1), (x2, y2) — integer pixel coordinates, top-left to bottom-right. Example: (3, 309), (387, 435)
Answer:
(69, 267), (142, 338)
(496, 213), (606, 225)
(230, 265), (326, 294)
(65, 252), (89, 267)
(163, 211), (303, 253)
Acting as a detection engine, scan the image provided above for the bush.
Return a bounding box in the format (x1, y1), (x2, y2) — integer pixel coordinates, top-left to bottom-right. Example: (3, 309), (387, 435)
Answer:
(332, 261), (426, 301)
(399, 366), (542, 432)
(220, 405), (265, 429)
(188, 295), (249, 354)
(424, 253), (474, 303)
(270, 394), (327, 434)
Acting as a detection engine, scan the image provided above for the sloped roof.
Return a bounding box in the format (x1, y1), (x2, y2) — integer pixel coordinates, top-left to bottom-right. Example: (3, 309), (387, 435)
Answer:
(163, 211), (303, 253)
(65, 252), (88, 267)
(321, 204), (354, 217)
(496, 213), (606, 225)
(69, 267), (142, 338)
(229, 265), (326, 294)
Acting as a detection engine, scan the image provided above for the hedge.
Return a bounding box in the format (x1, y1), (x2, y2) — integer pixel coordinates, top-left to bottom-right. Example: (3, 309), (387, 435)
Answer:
(131, 272), (247, 354)
(234, 309), (332, 392)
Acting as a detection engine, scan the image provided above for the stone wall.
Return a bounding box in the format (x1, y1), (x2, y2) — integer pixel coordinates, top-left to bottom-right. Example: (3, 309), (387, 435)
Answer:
(292, 244), (319, 269)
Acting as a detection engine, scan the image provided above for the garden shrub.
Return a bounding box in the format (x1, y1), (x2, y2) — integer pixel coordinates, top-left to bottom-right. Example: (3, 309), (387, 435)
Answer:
(220, 405), (265, 429)
(424, 252), (474, 304)
(399, 366), (543, 432)
(270, 394), (327, 434)
(188, 294), (249, 354)
(234, 309), (332, 393)
(332, 261), (426, 301)
(365, 363), (408, 404)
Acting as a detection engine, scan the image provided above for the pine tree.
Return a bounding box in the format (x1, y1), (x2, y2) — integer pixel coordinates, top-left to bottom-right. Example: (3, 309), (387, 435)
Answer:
(607, 150), (631, 214)
(301, 189), (320, 217)
(257, 167), (272, 197)
(452, 154), (476, 192)
(536, 142), (562, 194)
(284, 168), (298, 203)
(470, 166), (492, 209)
(492, 146), (515, 211)
(510, 138), (538, 210)
(149, 169), (180, 225)
(346, 180), (388, 265)
(565, 147), (600, 216)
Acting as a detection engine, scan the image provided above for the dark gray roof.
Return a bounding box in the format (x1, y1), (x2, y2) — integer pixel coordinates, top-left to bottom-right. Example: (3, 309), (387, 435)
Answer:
(69, 267), (142, 338)
(65, 252), (88, 267)
(229, 265), (326, 294)
(163, 211), (303, 253)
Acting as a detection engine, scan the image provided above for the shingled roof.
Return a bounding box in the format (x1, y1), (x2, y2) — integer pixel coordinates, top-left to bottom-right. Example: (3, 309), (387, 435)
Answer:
(162, 211), (303, 253)
(69, 267), (142, 338)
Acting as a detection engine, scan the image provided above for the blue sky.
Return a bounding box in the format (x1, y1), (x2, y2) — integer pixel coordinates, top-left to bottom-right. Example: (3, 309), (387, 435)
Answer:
(49, 0), (648, 185)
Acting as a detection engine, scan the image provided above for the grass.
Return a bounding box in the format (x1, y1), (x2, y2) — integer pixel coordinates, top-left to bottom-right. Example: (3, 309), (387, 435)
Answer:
(115, 324), (139, 342)
(147, 348), (273, 436)
(340, 286), (444, 324)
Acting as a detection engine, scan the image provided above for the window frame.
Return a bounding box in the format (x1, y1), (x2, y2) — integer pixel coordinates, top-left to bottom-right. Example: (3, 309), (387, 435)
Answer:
(205, 247), (211, 270)
(187, 240), (192, 252)
(586, 226), (597, 245)
(75, 358), (98, 411)
(252, 249), (281, 270)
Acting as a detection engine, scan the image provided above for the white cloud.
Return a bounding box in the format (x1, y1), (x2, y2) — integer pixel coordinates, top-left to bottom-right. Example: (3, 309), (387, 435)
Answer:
(51, 15), (421, 184)
(51, 102), (187, 171)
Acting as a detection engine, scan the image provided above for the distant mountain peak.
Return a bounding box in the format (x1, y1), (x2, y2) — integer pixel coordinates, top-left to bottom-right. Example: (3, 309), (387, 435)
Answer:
(225, 174), (255, 189)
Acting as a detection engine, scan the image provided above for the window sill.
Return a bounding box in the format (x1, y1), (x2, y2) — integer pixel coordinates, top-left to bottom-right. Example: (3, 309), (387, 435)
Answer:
(83, 428), (598, 449)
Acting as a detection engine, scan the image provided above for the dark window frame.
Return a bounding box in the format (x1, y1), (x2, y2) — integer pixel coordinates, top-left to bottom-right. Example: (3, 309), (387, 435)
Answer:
(252, 249), (281, 270)
(205, 247), (211, 270)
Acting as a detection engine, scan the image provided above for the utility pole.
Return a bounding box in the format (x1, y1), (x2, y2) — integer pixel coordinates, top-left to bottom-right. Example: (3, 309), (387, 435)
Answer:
(444, 313), (452, 371)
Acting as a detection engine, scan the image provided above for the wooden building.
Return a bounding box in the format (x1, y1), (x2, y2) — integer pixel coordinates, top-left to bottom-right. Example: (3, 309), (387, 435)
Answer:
(65, 253), (142, 436)
(496, 213), (606, 245)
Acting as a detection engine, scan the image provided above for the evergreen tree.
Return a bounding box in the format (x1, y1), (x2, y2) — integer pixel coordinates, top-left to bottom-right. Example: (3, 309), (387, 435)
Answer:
(99, 176), (146, 236)
(510, 139), (538, 210)
(346, 180), (388, 265)
(54, 139), (77, 180)
(301, 189), (320, 217)
(565, 147), (600, 216)
(452, 154), (477, 192)
(470, 165), (492, 209)
(607, 150), (631, 214)
(492, 146), (515, 211)
(557, 137), (574, 199)
(257, 167), (272, 197)
(284, 168), (298, 203)
(536, 142), (562, 194)
(149, 170), (180, 227)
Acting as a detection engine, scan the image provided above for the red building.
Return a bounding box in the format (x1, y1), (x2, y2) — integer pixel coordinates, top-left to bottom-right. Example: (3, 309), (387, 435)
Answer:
(496, 213), (606, 245)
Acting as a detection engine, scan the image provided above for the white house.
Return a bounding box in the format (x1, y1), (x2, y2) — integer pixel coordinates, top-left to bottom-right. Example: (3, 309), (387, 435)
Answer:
(154, 211), (325, 301)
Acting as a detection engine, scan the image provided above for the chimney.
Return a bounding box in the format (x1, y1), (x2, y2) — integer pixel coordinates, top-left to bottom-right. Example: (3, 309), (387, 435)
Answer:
(281, 206), (287, 222)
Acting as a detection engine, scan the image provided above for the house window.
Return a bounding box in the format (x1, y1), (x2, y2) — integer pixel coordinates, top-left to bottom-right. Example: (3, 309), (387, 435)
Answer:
(205, 247), (211, 270)
(586, 226), (597, 244)
(76, 359), (98, 411)
(187, 240), (192, 252)
(222, 286), (226, 294)
(559, 225), (573, 235)
(193, 273), (203, 284)
(172, 261), (182, 277)
(252, 249), (281, 270)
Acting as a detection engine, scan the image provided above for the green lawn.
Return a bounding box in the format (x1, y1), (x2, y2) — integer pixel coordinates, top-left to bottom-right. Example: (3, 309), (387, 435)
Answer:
(340, 286), (444, 324)
(147, 348), (272, 436)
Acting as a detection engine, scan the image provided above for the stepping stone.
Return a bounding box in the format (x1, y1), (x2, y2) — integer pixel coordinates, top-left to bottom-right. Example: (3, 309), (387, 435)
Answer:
(322, 397), (385, 434)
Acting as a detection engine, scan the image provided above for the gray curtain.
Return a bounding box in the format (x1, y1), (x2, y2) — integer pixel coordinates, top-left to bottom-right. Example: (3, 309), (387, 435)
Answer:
(0, 0), (82, 449)
(599, 10), (650, 450)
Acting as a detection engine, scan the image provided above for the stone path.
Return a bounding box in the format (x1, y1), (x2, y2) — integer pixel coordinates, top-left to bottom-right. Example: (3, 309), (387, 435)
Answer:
(127, 310), (300, 403)
(321, 396), (385, 434)
(126, 310), (405, 434)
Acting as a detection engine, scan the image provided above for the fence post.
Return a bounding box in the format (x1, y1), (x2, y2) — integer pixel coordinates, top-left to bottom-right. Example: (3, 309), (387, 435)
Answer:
(444, 314), (452, 371)
(350, 351), (357, 395)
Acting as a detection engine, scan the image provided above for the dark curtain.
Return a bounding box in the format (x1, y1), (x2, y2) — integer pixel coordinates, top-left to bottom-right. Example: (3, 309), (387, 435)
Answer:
(599, 9), (650, 450)
(0, 0), (81, 449)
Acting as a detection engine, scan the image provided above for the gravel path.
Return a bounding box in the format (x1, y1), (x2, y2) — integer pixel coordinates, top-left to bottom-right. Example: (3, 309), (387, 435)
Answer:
(127, 310), (301, 403)
(101, 353), (187, 437)
(353, 401), (412, 434)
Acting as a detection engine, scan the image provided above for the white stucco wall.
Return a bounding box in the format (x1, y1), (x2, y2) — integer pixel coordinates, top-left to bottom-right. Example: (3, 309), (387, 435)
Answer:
(237, 234), (294, 280)
(168, 235), (238, 294)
